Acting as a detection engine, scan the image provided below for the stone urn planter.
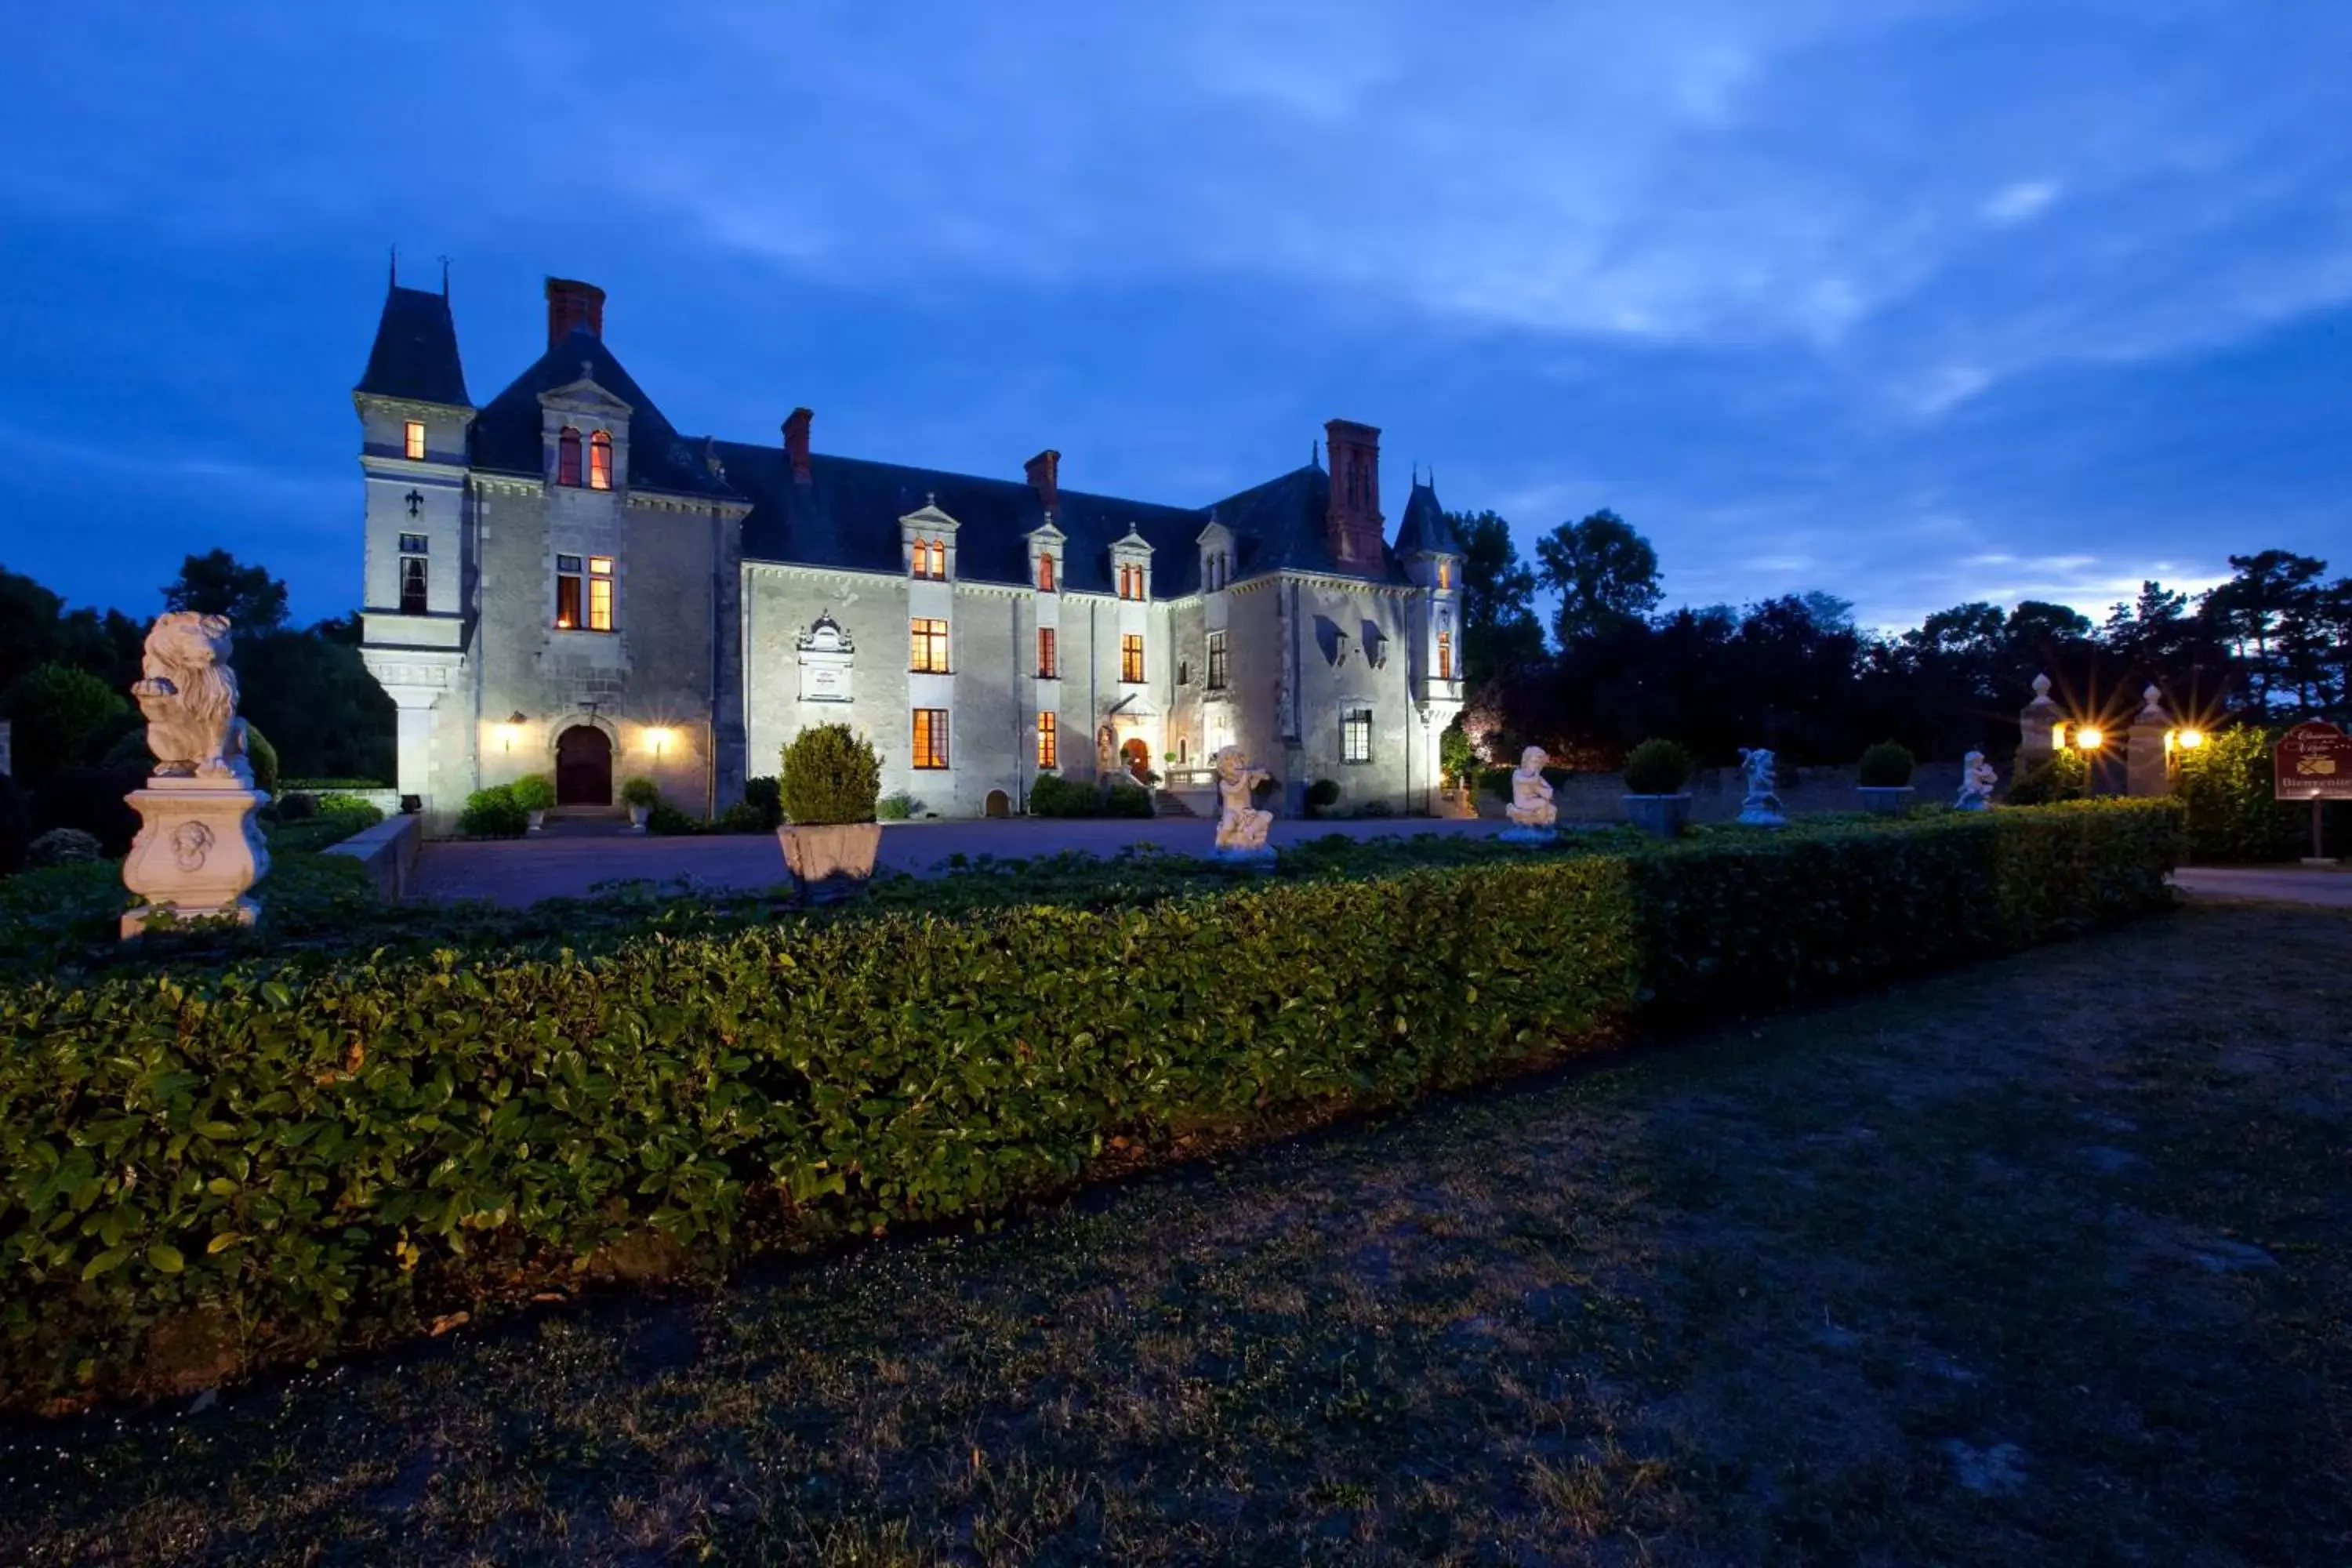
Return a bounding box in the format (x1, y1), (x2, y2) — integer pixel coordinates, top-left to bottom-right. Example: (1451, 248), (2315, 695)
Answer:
(527, 809), (548, 833)
(627, 805), (651, 833)
(778, 822), (883, 900)
(1855, 742), (1918, 818)
(1622, 793), (1693, 838)
(1856, 786), (1915, 817)
(619, 776), (660, 834)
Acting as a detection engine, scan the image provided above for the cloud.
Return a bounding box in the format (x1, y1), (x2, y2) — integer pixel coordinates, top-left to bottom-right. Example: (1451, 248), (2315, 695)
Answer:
(1981, 180), (2060, 226)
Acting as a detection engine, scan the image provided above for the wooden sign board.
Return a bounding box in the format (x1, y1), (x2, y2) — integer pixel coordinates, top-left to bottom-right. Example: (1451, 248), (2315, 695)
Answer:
(2275, 720), (2352, 801)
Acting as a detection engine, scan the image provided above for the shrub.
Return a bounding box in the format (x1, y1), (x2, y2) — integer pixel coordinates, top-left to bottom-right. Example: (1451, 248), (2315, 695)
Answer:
(274, 791), (320, 822)
(742, 776), (784, 832)
(779, 724), (880, 826)
(243, 725), (279, 796)
(457, 785), (528, 838)
(2175, 724), (2351, 863)
(101, 729), (154, 776)
(30, 767), (143, 858)
(1107, 781), (1156, 818)
(313, 792), (381, 820)
(647, 800), (703, 836)
(717, 800), (769, 834)
(0, 802), (2180, 1408)
(266, 803), (387, 856)
(619, 776), (662, 811)
(279, 779), (389, 793)
(0, 774), (28, 877)
(1029, 771), (1101, 818)
(2007, 748), (2088, 806)
(1356, 799), (1395, 818)
(26, 827), (103, 867)
(1, 663), (128, 783)
(1439, 721), (1479, 789)
(876, 792), (917, 822)
(1857, 741), (1918, 789)
(1305, 779), (1341, 815)
(509, 773), (558, 814)
(1623, 739), (1694, 796)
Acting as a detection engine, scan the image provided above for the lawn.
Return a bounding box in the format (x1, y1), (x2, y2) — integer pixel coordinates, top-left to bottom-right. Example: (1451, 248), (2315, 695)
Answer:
(4, 900), (2346, 1565)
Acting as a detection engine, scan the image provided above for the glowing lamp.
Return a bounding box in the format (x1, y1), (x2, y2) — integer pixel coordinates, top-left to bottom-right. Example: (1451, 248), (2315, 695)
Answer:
(644, 727), (675, 760)
(2174, 728), (2205, 750)
(495, 711), (528, 753)
(2074, 726), (2103, 751)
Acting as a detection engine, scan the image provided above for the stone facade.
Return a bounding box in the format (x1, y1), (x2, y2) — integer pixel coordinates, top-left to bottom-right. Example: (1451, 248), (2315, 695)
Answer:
(354, 275), (1464, 826)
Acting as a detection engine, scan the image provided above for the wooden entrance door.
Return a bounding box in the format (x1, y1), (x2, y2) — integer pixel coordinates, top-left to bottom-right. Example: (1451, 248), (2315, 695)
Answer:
(555, 725), (612, 806)
(1121, 737), (1152, 782)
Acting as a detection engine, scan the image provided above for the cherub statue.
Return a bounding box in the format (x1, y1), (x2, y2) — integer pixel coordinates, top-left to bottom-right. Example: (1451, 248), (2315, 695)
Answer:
(131, 612), (250, 782)
(1212, 745), (1273, 852)
(1506, 746), (1556, 829)
(1956, 751), (1998, 811)
(1736, 746), (1785, 826)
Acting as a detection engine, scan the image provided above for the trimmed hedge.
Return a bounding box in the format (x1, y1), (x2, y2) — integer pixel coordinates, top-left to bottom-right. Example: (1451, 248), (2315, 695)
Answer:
(0, 801), (2180, 1408)
(2174, 723), (2352, 863)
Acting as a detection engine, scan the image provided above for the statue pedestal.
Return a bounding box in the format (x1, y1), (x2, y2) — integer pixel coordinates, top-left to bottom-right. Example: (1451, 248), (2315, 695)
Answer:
(1498, 825), (1556, 844)
(121, 778), (270, 938)
(1736, 800), (1788, 828)
(1208, 846), (1276, 869)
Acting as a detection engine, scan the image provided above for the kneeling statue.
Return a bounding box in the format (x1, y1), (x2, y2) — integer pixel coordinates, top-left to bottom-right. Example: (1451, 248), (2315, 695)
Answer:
(1506, 746), (1557, 829)
(1212, 745), (1274, 855)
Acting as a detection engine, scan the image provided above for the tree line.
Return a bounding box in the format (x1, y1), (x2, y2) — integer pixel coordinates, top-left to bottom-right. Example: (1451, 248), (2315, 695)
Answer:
(1446, 508), (2351, 768)
(0, 552), (394, 787)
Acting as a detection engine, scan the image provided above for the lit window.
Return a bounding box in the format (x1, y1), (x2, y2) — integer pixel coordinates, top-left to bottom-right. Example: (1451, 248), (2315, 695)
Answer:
(910, 617), (950, 673)
(397, 533), (428, 615)
(913, 709), (950, 769)
(1437, 631), (1454, 681)
(912, 537), (947, 580)
(555, 554), (583, 629)
(1120, 633), (1144, 684)
(1207, 630), (1228, 691)
(557, 426), (583, 487)
(1037, 626), (1057, 678)
(587, 556), (614, 631)
(1036, 711), (1058, 769)
(1341, 707), (1372, 764)
(404, 420), (426, 460)
(1037, 553), (1055, 592)
(1436, 559), (1451, 590)
(930, 539), (947, 579)
(588, 430), (614, 490)
(1119, 561), (1146, 600)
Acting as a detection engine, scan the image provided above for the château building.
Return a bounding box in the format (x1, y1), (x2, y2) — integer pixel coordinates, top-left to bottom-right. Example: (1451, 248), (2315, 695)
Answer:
(354, 274), (1466, 824)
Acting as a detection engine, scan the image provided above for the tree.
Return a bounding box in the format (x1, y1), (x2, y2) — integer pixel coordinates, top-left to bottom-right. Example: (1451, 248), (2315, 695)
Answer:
(1445, 509), (1546, 684)
(2, 662), (129, 783)
(1798, 591), (1856, 632)
(163, 550), (290, 634)
(1534, 509), (1662, 648)
(2202, 550), (2326, 710)
(0, 566), (66, 695)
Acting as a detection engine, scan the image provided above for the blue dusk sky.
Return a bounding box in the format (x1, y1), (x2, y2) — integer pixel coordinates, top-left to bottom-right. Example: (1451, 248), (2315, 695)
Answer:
(2, 2), (2346, 632)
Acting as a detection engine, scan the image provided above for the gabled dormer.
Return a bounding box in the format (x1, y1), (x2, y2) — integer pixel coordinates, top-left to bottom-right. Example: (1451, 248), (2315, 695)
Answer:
(538, 368), (633, 494)
(1111, 525), (1154, 601)
(1026, 515), (1065, 593)
(1196, 512), (1236, 593)
(901, 498), (960, 581)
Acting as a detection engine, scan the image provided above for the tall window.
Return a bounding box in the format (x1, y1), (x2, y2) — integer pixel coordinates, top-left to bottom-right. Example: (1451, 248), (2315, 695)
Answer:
(1436, 559), (1451, 590)
(1120, 633), (1144, 684)
(1206, 630), (1228, 691)
(404, 420), (426, 461)
(1341, 707), (1372, 764)
(913, 709), (950, 769)
(1118, 562), (1145, 600)
(1036, 626), (1058, 678)
(1036, 711), (1058, 769)
(1036, 553), (1055, 592)
(588, 430), (614, 491)
(555, 554), (583, 628)
(557, 426), (583, 487)
(1437, 631), (1454, 681)
(587, 556), (614, 631)
(911, 538), (946, 580)
(397, 532), (428, 614)
(910, 617), (950, 673)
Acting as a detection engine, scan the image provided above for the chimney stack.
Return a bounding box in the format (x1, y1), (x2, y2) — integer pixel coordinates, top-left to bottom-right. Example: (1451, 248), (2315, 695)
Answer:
(1024, 449), (1061, 516)
(544, 277), (606, 349)
(783, 407), (814, 484)
(1323, 419), (1384, 565)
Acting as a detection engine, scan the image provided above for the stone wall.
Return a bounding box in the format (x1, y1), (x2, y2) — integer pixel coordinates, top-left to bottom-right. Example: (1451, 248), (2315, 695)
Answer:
(1481, 760), (1972, 823)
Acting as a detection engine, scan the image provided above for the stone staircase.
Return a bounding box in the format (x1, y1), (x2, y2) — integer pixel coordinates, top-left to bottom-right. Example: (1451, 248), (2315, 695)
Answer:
(1153, 790), (1198, 818)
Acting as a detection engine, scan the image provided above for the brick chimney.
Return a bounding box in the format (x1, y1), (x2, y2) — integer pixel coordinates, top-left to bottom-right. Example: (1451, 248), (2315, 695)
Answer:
(783, 407), (814, 484)
(545, 278), (605, 348)
(1024, 449), (1060, 515)
(1323, 419), (1385, 566)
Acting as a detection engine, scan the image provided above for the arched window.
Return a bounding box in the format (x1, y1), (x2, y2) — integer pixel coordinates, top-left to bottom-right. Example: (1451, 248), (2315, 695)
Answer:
(557, 426), (583, 487)
(588, 430), (614, 490)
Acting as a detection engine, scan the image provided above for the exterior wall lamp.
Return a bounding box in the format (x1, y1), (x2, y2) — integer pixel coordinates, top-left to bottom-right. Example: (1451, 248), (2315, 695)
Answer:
(496, 711), (528, 753)
(644, 727), (676, 761)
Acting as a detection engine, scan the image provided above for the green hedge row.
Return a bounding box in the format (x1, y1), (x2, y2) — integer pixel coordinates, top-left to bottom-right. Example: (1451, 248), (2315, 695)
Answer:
(0, 801), (2180, 1408)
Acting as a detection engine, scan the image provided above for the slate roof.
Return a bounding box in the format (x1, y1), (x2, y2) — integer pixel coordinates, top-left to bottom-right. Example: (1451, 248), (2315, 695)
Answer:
(470, 328), (741, 501)
(355, 286), (470, 408)
(1392, 480), (1462, 557)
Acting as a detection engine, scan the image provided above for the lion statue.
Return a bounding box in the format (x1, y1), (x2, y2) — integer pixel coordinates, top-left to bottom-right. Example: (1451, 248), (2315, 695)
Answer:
(131, 612), (250, 781)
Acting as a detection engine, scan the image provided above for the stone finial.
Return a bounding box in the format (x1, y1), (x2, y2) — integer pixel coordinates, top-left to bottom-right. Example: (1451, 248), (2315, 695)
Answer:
(2139, 684), (2165, 718)
(2028, 673), (2056, 707)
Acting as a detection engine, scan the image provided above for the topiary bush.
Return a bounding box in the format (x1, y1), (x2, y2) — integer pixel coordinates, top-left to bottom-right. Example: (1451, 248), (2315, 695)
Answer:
(1305, 779), (1341, 816)
(1, 663), (127, 784)
(242, 725), (279, 797)
(1028, 771), (1101, 818)
(742, 776), (784, 832)
(457, 784), (528, 838)
(273, 790), (320, 822)
(619, 776), (661, 811)
(779, 725), (880, 826)
(26, 827), (103, 868)
(509, 773), (557, 815)
(1857, 741), (1918, 789)
(1107, 781), (1156, 818)
(1623, 739), (1694, 797)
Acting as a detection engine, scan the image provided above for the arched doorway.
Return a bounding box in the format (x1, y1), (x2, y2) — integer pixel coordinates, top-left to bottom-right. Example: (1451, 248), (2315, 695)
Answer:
(985, 788), (1011, 818)
(1120, 737), (1152, 782)
(555, 725), (613, 806)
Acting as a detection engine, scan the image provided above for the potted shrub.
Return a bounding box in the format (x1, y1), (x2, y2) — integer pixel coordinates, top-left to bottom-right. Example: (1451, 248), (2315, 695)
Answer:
(619, 775), (660, 833)
(510, 771), (557, 832)
(1621, 738), (1695, 837)
(777, 724), (884, 898)
(1856, 742), (1917, 815)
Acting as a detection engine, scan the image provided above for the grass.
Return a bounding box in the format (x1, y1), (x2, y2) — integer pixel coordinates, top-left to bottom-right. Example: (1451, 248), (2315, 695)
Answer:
(5, 901), (2348, 1563)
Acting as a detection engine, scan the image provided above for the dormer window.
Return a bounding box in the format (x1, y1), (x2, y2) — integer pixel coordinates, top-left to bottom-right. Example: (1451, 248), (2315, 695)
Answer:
(1036, 552), (1055, 592)
(912, 538), (947, 580)
(1118, 563), (1145, 600)
(588, 430), (614, 491)
(557, 426), (583, 487)
(404, 421), (426, 461)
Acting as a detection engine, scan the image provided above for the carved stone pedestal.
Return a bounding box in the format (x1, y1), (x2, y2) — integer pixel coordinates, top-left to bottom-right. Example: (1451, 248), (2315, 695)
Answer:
(122, 779), (270, 938)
